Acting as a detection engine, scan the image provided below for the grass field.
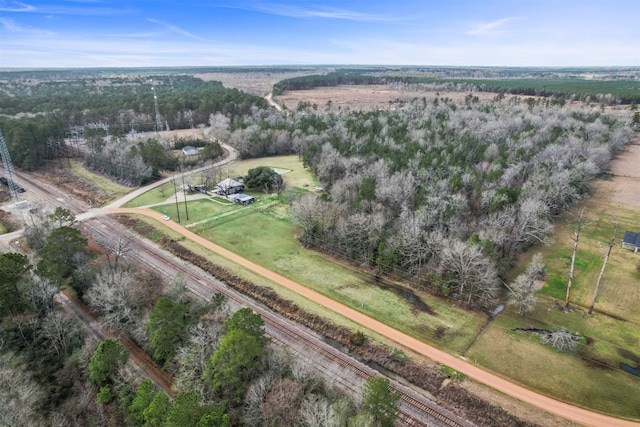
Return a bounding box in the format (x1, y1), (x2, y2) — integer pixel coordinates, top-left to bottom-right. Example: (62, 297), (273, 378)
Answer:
(69, 160), (132, 203)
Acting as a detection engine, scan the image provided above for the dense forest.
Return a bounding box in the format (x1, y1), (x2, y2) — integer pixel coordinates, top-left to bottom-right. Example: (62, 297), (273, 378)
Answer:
(220, 94), (633, 308)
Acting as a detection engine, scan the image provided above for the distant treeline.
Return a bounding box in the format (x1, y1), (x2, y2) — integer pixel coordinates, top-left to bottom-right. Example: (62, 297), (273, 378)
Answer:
(0, 74), (267, 171)
(273, 70), (640, 104)
(0, 75), (267, 127)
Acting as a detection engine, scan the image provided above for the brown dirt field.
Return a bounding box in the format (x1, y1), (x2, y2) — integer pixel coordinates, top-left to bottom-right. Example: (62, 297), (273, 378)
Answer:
(599, 136), (640, 209)
(195, 70), (321, 96)
(275, 85), (505, 111)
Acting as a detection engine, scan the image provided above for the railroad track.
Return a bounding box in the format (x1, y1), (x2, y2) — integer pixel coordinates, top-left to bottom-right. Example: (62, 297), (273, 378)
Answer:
(84, 216), (473, 427)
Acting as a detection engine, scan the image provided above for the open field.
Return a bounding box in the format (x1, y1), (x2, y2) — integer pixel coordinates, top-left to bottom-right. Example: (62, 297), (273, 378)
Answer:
(274, 84), (633, 119)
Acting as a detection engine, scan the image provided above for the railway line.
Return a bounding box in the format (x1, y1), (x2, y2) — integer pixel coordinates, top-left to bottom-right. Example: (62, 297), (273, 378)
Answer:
(84, 215), (471, 427)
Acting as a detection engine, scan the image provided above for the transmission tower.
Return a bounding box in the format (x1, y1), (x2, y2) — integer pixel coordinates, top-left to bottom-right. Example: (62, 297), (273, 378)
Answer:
(151, 82), (163, 132)
(0, 126), (21, 204)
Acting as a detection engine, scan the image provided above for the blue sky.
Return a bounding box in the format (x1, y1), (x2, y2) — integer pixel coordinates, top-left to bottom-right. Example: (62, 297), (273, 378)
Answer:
(0, 0), (638, 68)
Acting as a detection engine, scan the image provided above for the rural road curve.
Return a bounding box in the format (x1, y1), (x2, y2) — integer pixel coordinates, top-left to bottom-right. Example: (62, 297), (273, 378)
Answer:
(110, 207), (639, 427)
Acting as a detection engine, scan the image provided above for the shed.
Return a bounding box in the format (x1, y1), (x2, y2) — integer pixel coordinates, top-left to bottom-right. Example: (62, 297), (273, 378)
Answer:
(182, 146), (199, 156)
(215, 178), (244, 195)
(231, 193), (255, 205)
(622, 231), (640, 253)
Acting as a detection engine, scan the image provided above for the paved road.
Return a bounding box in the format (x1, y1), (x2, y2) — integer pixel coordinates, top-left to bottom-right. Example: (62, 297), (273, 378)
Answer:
(109, 207), (638, 427)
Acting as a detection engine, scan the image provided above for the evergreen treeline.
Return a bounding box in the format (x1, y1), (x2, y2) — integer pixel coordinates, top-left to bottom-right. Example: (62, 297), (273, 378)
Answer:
(0, 75), (267, 128)
(273, 70), (640, 104)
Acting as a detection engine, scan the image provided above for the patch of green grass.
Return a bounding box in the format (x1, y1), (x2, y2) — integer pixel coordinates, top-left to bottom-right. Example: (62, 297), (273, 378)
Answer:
(124, 182), (177, 208)
(198, 206), (485, 354)
(0, 221), (7, 234)
(69, 160), (132, 203)
(217, 155), (320, 190)
(150, 198), (240, 226)
(467, 319), (640, 418)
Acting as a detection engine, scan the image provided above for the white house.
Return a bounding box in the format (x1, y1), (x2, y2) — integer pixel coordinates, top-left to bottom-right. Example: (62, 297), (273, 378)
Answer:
(214, 178), (244, 195)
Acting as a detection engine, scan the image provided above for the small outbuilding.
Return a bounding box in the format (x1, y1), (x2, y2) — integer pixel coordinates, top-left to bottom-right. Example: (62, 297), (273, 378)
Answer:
(214, 178), (244, 195)
(231, 193), (255, 205)
(622, 231), (640, 253)
(182, 146), (199, 156)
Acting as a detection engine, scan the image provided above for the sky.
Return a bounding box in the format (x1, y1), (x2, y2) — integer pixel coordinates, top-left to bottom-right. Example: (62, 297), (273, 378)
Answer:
(0, 0), (638, 68)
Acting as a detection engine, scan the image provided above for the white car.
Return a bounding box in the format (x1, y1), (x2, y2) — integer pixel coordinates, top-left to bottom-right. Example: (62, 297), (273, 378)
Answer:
(162, 215), (170, 221)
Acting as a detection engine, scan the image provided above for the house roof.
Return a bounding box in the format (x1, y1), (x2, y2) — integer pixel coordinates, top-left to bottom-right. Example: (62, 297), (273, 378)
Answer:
(216, 178), (243, 189)
(234, 193), (254, 202)
(622, 231), (640, 247)
(182, 146), (199, 156)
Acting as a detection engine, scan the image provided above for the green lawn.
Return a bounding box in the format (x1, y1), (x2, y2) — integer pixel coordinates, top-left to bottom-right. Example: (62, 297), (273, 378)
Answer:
(468, 316), (640, 418)
(69, 160), (132, 203)
(198, 206), (485, 354)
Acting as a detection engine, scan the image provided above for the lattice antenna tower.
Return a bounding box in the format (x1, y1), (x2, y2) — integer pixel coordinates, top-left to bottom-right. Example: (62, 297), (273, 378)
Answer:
(0, 126), (20, 203)
(151, 81), (163, 132)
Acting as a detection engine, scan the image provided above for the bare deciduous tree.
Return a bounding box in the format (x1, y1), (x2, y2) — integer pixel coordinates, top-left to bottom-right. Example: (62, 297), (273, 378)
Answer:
(589, 221), (618, 315)
(564, 208), (588, 309)
(85, 266), (134, 328)
(438, 239), (500, 308)
(0, 353), (46, 427)
(542, 329), (579, 352)
(506, 254), (545, 316)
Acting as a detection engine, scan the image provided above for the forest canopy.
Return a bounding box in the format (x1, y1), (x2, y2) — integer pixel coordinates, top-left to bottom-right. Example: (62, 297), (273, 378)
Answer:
(224, 94), (632, 307)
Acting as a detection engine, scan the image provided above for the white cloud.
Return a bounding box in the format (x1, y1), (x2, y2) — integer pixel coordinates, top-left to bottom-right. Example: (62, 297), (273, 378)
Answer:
(0, 17), (55, 36)
(0, 1), (36, 12)
(0, 0), (130, 16)
(466, 17), (517, 36)
(146, 19), (212, 41)
(223, 2), (394, 22)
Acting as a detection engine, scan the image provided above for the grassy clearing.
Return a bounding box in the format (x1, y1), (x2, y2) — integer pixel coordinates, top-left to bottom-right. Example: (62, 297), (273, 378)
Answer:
(197, 206), (485, 354)
(150, 198), (239, 224)
(491, 178), (640, 417)
(468, 318), (640, 418)
(124, 182), (177, 208)
(531, 199), (640, 323)
(217, 154), (320, 189)
(69, 160), (132, 203)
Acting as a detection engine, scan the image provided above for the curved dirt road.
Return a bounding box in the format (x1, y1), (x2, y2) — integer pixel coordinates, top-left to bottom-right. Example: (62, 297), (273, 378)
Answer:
(111, 207), (638, 427)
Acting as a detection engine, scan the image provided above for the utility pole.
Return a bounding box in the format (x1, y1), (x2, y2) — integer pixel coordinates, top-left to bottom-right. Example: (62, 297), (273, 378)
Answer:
(564, 208), (586, 309)
(172, 176), (181, 223)
(180, 164), (189, 220)
(589, 221), (618, 315)
(0, 126), (21, 204)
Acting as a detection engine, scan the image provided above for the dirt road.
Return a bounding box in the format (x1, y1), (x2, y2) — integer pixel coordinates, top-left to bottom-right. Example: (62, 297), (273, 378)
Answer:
(110, 207), (639, 427)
